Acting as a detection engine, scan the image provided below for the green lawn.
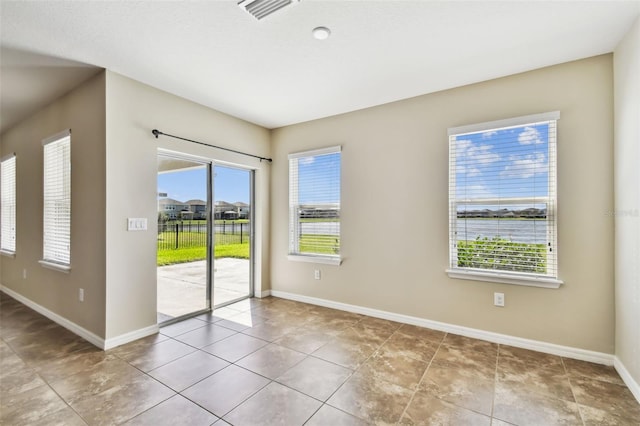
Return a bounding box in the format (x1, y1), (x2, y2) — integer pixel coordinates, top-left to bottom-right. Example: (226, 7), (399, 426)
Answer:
(299, 234), (340, 255)
(157, 243), (249, 266)
(457, 237), (546, 273)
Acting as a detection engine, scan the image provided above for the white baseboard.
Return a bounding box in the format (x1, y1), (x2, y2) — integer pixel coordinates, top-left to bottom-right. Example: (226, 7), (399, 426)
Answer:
(1, 285), (106, 349)
(104, 324), (159, 350)
(257, 290), (271, 298)
(1, 285), (159, 351)
(614, 357), (640, 404)
(270, 290), (615, 366)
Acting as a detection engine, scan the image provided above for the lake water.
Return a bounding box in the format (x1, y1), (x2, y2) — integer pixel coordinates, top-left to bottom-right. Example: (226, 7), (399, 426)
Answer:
(456, 219), (548, 244)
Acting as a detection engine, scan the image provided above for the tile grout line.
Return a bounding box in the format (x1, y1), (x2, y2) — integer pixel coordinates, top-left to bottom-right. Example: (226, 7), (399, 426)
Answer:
(397, 331), (447, 424)
(562, 357), (587, 426)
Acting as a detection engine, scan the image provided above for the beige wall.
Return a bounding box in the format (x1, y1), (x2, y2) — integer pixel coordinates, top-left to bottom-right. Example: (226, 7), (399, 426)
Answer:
(104, 71), (271, 339)
(271, 55), (615, 354)
(0, 72), (107, 337)
(614, 17), (640, 385)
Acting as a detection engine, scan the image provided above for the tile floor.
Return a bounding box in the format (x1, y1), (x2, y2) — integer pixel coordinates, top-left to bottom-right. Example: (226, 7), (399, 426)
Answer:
(1, 292), (639, 425)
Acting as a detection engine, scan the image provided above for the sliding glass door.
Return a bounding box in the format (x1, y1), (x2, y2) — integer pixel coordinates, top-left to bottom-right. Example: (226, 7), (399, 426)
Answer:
(213, 165), (253, 307)
(156, 152), (254, 324)
(157, 154), (211, 324)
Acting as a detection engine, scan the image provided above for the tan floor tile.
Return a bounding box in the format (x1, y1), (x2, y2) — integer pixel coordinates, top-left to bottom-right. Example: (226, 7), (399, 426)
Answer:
(490, 419), (515, 426)
(159, 318), (207, 337)
(215, 311), (266, 331)
(35, 349), (116, 382)
(28, 406), (88, 426)
(202, 332), (268, 362)
(397, 324), (446, 344)
(421, 360), (494, 416)
(358, 347), (429, 391)
(579, 403), (640, 426)
(306, 404), (369, 426)
(50, 357), (144, 404)
(148, 350), (229, 391)
(497, 362), (574, 402)
(498, 345), (565, 373)
(564, 358), (626, 385)
(276, 327), (335, 354)
(182, 364), (270, 417)
(312, 338), (378, 369)
(327, 371), (414, 425)
(236, 343), (306, 379)
(224, 382), (322, 425)
(0, 366), (47, 395)
(70, 374), (175, 425)
(0, 383), (69, 426)
(432, 344), (497, 380)
(107, 333), (169, 359)
(124, 394), (218, 425)
(381, 332), (440, 363)
(493, 383), (583, 425)
(338, 324), (390, 347)
(400, 391), (491, 425)
(276, 356), (353, 401)
(116, 338), (197, 372)
(172, 323), (237, 348)
(442, 334), (498, 358)
(241, 319), (300, 341)
(355, 316), (402, 334)
(570, 376), (640, 419)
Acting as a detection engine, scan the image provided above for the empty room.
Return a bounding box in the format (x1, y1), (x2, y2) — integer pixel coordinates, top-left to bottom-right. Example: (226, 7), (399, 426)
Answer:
(1, 1), (639, 425)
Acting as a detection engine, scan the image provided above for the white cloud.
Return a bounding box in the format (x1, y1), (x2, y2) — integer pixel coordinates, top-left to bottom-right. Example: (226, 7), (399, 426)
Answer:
(455, 140), (500, 177)
(482, 131), (497, 139)
(518, 126), (543, 145)
(501, 152), (547, 179)
(298, 157), (315, 165)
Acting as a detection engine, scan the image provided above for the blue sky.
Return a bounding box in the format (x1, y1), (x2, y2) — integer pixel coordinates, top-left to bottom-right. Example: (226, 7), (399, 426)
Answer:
(158, 165), (250, 203)
(297, 152), (341, 204)
(454, 123), (550, 202)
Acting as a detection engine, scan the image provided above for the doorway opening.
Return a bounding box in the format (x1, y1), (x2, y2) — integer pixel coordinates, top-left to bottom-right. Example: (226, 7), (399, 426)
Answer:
(156, 152), (254, 325)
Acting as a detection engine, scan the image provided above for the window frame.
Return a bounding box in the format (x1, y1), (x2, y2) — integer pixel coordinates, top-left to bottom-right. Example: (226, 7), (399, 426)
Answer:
(1, 154), (17, 257)
(288, 145), (342, 265)
(446, 112), (563, 288)
(39, 129), (72, 273)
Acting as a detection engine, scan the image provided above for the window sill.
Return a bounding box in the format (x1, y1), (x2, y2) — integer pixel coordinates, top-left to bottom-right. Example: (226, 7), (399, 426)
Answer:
(288, 254), (342, 266)
(0, 250), (16, 258)
(446, 268), (563, 289)
(39, 260), (71, 273)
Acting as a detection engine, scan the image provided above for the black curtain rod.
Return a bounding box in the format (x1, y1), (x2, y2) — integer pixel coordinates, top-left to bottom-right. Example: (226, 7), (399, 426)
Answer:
(152, 129), (272, 163)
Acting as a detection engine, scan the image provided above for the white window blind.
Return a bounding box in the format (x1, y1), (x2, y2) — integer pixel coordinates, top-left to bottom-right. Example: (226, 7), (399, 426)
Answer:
(448, 112), (561, 287)
(289, 146), (341, 263)
(1, 154), (16, 254)
(42, 130), (71, 267)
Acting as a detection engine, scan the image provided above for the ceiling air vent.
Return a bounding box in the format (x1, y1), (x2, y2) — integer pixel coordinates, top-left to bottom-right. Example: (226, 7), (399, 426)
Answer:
(238, 0), (297, 20)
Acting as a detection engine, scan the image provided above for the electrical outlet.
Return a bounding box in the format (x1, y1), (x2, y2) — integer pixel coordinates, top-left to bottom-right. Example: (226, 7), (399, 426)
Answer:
(79, 288), (84, 302)
(23, 269), (27, 279)
(314, 269), (321, 280)
(494, 292), (505, 307)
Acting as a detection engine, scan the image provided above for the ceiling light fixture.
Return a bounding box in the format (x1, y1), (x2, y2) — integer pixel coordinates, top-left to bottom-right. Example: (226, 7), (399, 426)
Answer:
(312, 26), (331, 40)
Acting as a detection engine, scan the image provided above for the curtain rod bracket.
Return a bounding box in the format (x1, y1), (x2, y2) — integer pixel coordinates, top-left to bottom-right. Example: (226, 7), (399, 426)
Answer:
(151, 129), (272, 163)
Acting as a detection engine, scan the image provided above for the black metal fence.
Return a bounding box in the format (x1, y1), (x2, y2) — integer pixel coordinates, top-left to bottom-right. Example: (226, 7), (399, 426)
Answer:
(157, 221), (250, 250)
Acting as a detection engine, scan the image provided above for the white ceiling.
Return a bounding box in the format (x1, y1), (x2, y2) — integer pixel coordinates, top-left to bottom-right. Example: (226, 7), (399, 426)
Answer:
(1, 0), (639, 134)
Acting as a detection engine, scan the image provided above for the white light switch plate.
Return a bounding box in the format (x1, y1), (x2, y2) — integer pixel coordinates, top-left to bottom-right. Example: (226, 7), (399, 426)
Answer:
(127, 218), (147, 231)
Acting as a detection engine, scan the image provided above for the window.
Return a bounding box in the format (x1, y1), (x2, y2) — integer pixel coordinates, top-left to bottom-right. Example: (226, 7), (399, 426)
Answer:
(40, 130), (71, 271)
(1, 154), (16, 255)
(447, 112), (562, 288)
(288, 146), (341, 265)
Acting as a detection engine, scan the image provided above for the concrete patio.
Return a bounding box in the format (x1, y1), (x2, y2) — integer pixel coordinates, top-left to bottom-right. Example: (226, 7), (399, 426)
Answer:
(157, 258), (250, 322)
